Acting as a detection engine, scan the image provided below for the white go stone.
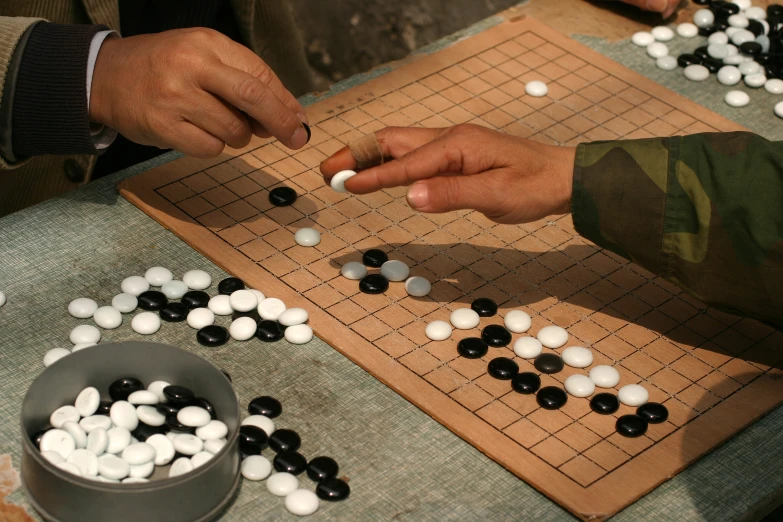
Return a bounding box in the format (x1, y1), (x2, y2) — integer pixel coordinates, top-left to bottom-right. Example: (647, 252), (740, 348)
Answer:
(131, 312), (160, 335)
(178, 406), (212, 427)
(285, 324), (314, 345)
(525, 80), (548, 97)
(68, 298), (98, 319)
(693, 9), (714, 28)
(405, 276), (431, 297)
(144, 266), (173, 286)
(537, 325), (568, 349)
(93, 306), (122, 329)
(618, 384), (649, 406)
(123, 477), (148, 484)
(725, 90), (750, 107)
(744, 6), (766, 20)
(42, 451), (65, 465)
(147, 380), (170, 403)
(230, 317), (256, 341)
(728, 14), (749, 28)
(183, 269), (212, 290)
(267, 472), (299, 496)
(631, 31), (654, 46)
(44, 348), (71, 367)
(121, 276), (149, 296)
(504, 310), (531, 333)
(684, 64), (710, 81)
(191, 451), (213, 468)
(646, 42), (668, 58)
(173, 434), (204, 456)
(589, 365), (621, 388)
(425, 320), (452, 341)
(739, 61), (761, 76)
(208, 295), (233, 315)
(776, 101), (783, 119)
(745, 73), (767, 88)
(71, 342), (96, 352)
(70, 324), (101, 344)
(96, 475), (120, 483)
(285, 489), (320, 516)
(0, 290), (5, 307)
(241, 455), (272, 480)
(294, 228), (321, 247)
(731, 29), (755, 46)
(707, 43), (729, 59)
(75, 387), (100, 417)
(111, 293), (137, 313)
(380, 260), (409, 281)
(330, 169), (357, 192)
(40, 429), (75, 459)
(718, 66), (742, 85)
(731, 0), (751, 9)
(450, 308), (480, 329)
(340, 262), (367, 280)
(676, 23), (698, 38)
(106, 427), (132, 454)
(195, 420), (228, 440)
(258, 297), (286, 320)
(513, 337), (543, 359)
(169, 457), (194, 478)
(161, 280), (188, 299)
(86, 428), (109, 456)
(51, 406), (80, 428)
(242, 415), (275, 436)
(136, 405), (166, 426)
(146, 434), (175, 465)
(651, 26), (674, 41)
(56, 462), (82, 476)
(79, 415), (112, 433)
(110, 401), (139, 431)
(726, 26), (742, 38)
(121, 442), (155, 465)
(758, 34), (771, 53)
(561, 346), (593, 368)
(62, 422), (87, 449)
(204, 438), (227, 455)
(187, 308), (215, 329)
(765, 79), (783, 94)
(564, 375), (595, 398)
(656, 56), (678, 71)
(723, 54), (745, 65)
(249, 289), (265, 302)
(278, 308), (309, 326)
(229, 289), (258, 312)
(129, 461), (155, 478)
(708, 32), (730, 45)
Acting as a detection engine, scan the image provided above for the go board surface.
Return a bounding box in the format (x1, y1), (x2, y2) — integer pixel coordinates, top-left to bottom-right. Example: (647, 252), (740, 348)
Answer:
(120, 17), (783, 520)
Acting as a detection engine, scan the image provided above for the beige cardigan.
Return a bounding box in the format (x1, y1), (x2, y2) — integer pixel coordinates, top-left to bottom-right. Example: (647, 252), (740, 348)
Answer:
(0, 0), (313, 216)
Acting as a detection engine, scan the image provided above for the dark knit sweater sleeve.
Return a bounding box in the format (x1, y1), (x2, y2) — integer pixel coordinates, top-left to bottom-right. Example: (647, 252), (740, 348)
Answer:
(12, 22), (108, 158)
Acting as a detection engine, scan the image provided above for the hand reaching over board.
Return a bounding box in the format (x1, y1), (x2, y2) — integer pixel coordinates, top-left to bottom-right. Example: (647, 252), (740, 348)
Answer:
(89, 28), (310, 158)
(596, 0), (679, 18)
(320, 125), (576, 225)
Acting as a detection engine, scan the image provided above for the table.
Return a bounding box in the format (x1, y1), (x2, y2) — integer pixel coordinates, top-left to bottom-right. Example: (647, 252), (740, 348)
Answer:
(1, 4), (781, 521)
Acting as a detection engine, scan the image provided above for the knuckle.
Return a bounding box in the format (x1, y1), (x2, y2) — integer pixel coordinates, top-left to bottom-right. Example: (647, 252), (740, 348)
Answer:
(235, 77), (265, 105)
(251, 63), (275, 85)
(449, 123), (479, 139)
(226, 117), (251, 144)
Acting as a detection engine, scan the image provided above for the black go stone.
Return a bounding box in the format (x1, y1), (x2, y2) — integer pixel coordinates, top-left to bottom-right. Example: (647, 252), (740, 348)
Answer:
(197, 325), (229, 347)
(770, 5), (783, 17)
(181, 290), (210, 309)
(616, 415), (648, 438)
(637, 402), (668, 424)
(269, 429), (301, 453)
(534, 353), (564, 374)
(155, 402), (181, 417)
(165, 416), (196, 434)
(109, 377), (145, 401)
(132, 422), (166, 442)
(218, 277), (244, 295)
(487, 357), (519, 380)
(457, 337), (488, 359)
(692, 0), (711, 4)
(481, 325), (512, 347)
(536, 386), (567, 410)
(359, 274), (389, 294)
(31, 429), (48, 448)
(678, 54), (700, 68)
(96, 400), (113, 416)
(137, 291), (168, 311)
(694, 46), (710, 61)
(740, 42), (763, 56)
(511, 372), (541, 394)
(715, 19), (730, 32)
(239, 425), (269, 454)
(590, 393), (620, 415)
(362, 249), (388, 268)
(192, 397), (218, 420)
(316, 477), (351, 502)
(160, 302), (189, 322)
(232, 309), (261, 322)
(702, 57), (724, 73)
(269, 186), (297, 206)
(163, 385), (195, 404)
(273, 450), (307, 475)
(248, 396), (282, 418)
(255, 321), (285, 342)
(471, 297), (498, 317)
(698, 25), (717, 37)
(747, 19), (766, 37)
(307, 456), (339, 481)
(756, 53), (773, 65)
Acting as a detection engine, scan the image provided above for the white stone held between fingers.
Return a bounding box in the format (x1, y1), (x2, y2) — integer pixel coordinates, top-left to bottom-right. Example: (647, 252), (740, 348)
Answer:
(589, 365), (620, 388)
(144, 266), (173, 286)
(618, 384), (649, 406)
(340, 262), (367, 280)
(68, 298), (98, 319)
(564, 375), (595, 398)
(285, 324), (314, 344)
(425, 320), (452, 341)
(258, 297), (286, 320)
(651, 26), (674, 41)
(285, 489), (320, 516)
(208, 295), (233, 315)
(241, 455), (272, 480)
(70, 324), (101, 344)
(111, 293), (137, 313)
(161, 280), (188, 299)
(242, 415), (275, 436)
(631, 31), (654, 46)
(330, 170), (357, 193)
(229, 289), (258, 312)
(230, 317), (257, 341)
(169, 457), (194, 478)
(40, 429), (76, 459)
(513, 337), (543, 359)
(121, 276), (149, 296)
(44, 348), (71, 367)
(525, 80), (548, 97)
(380, 260), (410, 281)
(267, 472), (299, 496)
(131, 312), (161, 335)
(183, 269), (212, 290)
(725, 90), (750, 107)
(278, 307), (309, 326)
(449, 308), (480, 329)
(537, 325), (568, 349)
(504, 310), (531, 333)
(63, 422), (87, 449)
(75, 387), (100, 417)
(294, 228), (321, 247)
(404, 276), (431, 297)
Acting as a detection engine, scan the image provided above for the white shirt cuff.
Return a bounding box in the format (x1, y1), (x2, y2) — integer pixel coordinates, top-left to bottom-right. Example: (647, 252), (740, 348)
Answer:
(87, 30), (119, 151)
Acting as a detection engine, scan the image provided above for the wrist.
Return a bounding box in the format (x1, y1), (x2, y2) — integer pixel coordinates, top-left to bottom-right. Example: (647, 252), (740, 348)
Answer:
(89, 35), (119, 126)
(554, 146), (576, 214)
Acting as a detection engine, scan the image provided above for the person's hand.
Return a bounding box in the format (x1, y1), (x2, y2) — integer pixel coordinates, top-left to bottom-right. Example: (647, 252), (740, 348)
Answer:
(606, 0), (679, 18)
(89, 28), (309, 158)
(320, 125), (576, 225)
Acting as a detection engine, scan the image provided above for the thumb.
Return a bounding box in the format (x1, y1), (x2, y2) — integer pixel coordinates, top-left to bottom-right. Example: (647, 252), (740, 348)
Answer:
(406, 175), (499, 215)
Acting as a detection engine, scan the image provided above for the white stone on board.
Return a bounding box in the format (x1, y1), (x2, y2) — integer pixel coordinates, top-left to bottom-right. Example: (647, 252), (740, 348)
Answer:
(450, 308), (480, 329)
(208, 295), (233, 315)
(229, 317), (257, 341)
(525, 80), (548, 97)
(278, 308), (308, 326)
(504, 310), (531, 333)
(380, 260), (409, 281)
(294, 228), (321, 247)
(229, 289), (258, 312)
(44, 348), (71, 367)
(536, 325), (568, 349)
(775, 101), (783, 119)
(618, 384), (649, 406)
(404, 276), (431, 297)
(425, 320), (451, 341)
(267, 472), (299, 496)
(561, 346), (593, 368)
(340, 262), (367, 280)
(187, 307), (215, 329)
(513, 337), (543, 359)
(745, 73), (767, 88)
(285, 489), (320, 516)
(564, 375), (595, 398)
(708, 32), (729, 45)
(70, 324), (101, 344)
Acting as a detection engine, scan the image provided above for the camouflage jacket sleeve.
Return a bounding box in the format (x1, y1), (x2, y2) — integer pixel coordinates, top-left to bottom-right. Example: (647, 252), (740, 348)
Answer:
(572, 131), (783, 328)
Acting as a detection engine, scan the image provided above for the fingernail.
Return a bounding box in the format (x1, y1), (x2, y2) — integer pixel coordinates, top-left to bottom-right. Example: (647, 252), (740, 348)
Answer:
(406, 184), (429, 209)
(298, 112), (310, 126)
(646, 0), (668, 12)
(290, 125), (307, 149)
(302, 122), (311, 143)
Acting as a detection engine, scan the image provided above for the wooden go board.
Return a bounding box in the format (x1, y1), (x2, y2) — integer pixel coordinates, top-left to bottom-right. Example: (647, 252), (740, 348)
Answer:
(120, 17), (783, 520)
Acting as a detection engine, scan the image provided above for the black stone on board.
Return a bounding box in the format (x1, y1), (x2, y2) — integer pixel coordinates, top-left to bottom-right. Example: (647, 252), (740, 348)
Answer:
(747, 19), (765, 37)
(269, 429), (301, 453)
(471, 297), (498, 317)
(160, 302), (189, 322)
(698, 25), (717, 37)
(316, 477), (351, 501)
(362, 249), (388, 267)
(163, 385), (195, 404)
(457, 337), (488, 359)
(192, 397), (218, 420)
(307, 456), (339, 481)
(678, 53), (700, 68)
(132, 422), (166, 442)
(165, 416), (196, 434)
(740, 42), (762, 56)
(109, 377), (145, 401)
(481, 324), (512, 347)
(181, 290), (210, 309)
(590, 393), (620, 415)
(616, 414), (649, 438)
(155, 402), (181, 417)
(197, 325), (229, 347)
(702, 57), (724, 73)
(255, 320), (285, 342)
(487, 357), (519, 380)
(273, 450), (307, 475)
(232, 309), (261, 322)
(637, 402), (668, 424)
(359, 274), (389, 294)
(533, 353), (564, 374)
(710, 0), (739, 16)
(694, 45), (710, 61)
(137, 291), (168, 311)
(248, 396), (282, 418)
(511, 372), (541, 394)
(218, 277), (244, 295)
(269, 186), (297, 206)
(536, 386), (567, 410)
(239, 425), (269, 454)
(96, 400), (113, 416)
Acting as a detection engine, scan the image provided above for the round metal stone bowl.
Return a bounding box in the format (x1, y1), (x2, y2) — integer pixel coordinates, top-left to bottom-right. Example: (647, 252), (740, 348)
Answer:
(20, 341), (240, 522)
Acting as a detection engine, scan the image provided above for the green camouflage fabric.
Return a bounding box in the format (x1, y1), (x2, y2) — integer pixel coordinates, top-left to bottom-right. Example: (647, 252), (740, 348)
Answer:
(572, 131), (783, 328)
